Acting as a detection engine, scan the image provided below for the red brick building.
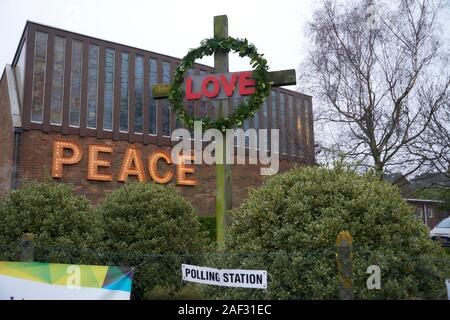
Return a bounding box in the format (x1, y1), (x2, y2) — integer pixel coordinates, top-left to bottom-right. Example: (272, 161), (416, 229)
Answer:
(0, 22), (315, 215)
(407, 198), (449, 229)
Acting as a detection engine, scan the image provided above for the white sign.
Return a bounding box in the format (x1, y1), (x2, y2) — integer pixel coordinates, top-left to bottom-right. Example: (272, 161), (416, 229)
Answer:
(181, 264), (267, 289)
(446, 279), (450, 300)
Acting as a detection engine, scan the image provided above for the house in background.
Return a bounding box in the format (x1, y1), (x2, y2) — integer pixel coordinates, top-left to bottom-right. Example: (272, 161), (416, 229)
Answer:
(407, 198), (449, 229)
(384, 172), (449, 229)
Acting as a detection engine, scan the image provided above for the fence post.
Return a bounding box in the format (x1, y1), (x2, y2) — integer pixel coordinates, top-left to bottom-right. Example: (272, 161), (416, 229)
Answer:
(20, 233), (34, 262)
(336, 231), (354, 300)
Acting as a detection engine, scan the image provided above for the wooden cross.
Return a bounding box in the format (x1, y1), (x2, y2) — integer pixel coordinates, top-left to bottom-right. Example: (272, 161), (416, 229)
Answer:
(152, 15), (296, 248)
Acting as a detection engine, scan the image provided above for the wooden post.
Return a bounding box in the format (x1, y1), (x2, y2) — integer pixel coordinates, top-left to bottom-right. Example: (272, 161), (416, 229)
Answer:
(150, 15), (297, 249)
(336, 231), (353, 300)
(214, 15), (232, 249)
(20, 233), (34, 262)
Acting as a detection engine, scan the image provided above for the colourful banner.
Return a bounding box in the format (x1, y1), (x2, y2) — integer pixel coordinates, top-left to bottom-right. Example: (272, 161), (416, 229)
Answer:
(0, 261), (133, 300)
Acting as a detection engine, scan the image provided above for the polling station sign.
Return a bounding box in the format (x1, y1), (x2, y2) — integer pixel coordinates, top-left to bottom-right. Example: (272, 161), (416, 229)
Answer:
(0, 261), (134, 300)
(182, 264), (267, 289)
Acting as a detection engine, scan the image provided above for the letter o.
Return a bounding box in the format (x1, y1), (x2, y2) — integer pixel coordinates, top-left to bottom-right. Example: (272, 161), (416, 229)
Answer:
(202, 76), (220, 98)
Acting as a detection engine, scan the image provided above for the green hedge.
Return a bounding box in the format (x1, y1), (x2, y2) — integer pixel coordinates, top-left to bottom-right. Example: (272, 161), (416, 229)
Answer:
(204, 164), (450, 299)
(199, 216), (216, 243)
(0, 181), (100, 264)
(0, 181), (209, 299)
(2, 173), (448, 300)
(95, 182), (206, 299)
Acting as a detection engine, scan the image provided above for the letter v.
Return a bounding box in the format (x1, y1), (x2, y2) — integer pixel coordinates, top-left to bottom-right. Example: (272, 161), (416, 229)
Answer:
(220, 73), (238, 97)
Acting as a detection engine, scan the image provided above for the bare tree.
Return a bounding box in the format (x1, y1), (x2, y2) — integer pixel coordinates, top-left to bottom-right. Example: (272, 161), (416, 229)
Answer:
(409, 100), (449, 183)
(300, 0), (450, 179)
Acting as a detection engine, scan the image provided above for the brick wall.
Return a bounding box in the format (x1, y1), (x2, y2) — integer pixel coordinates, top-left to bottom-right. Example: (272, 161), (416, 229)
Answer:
(0, 71), (14, 199)
(16, 130), (300, 215)
(409, 201), (449, 229)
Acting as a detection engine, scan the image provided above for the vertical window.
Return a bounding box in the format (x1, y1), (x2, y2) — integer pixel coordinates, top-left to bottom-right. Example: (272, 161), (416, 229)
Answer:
(103, 48), (115, 130)
(243, 111), (250, 148)
(50, 36), (66, 125)
(148, 58), (157, 135)
(427, 207), (433, 219)
(304, 99), (310, 151)
(200, 70), (208, 118)
(271, 90), (277, 130)
(177, 68), (193, 130)
(253, 107), (259, 149)
(175, 118), (183, 129)
(280, 93), (287, 154)
(233, 98), (243, 146)
(162, 61), (171, 136)
(180, 68), (195, 132)
(416, 208), (423, 219)
(87, 44), (99, 128)
(69, 40), (83, 127)
(31, 31), (48, 123)
(253, 109), (259, 129)
(184, 68), (195, 125)
(120, 52), (129, 132)
(296, 98), (304, 155)
(134, 55), (144, 133)
(232, 97), (240, 112)
(262, 100), (269, 151)
(288, 96), (296, 156)
(262, 100), (268, 129)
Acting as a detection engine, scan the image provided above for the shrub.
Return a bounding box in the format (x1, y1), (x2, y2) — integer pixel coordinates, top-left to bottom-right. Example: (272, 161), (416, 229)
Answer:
(199, 216), (216, 244)
(145, 284), (204, 300)
(206, 164), (450, 299)
(0, 180), (100, 264)
(96, 182), (206, 299)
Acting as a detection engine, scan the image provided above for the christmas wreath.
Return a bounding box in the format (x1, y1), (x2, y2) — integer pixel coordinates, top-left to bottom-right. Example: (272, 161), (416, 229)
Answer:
(168, 37), (271, 132)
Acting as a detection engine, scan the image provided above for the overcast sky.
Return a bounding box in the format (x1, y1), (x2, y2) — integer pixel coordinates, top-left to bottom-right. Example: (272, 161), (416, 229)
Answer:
(0, 0), (319, 91)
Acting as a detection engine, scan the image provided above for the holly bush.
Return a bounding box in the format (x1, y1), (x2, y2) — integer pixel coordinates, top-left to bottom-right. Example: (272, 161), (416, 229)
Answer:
(96, 182), (206, 299)
(205, 164), (450, 299)
(0, 180), (100, 264)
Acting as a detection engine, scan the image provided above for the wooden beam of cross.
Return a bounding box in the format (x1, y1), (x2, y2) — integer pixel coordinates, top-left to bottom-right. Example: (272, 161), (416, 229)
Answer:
(152, 15), (297, 248)
(151, 69), (297, 99)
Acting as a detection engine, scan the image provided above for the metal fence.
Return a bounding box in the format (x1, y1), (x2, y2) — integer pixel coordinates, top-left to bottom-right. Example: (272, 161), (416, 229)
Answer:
(1, 238), (449, 300)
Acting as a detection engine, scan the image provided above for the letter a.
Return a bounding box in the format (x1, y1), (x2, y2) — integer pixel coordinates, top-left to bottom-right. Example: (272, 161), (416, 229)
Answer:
(118, 147), (146, 182)
(366, 265), (381, 290)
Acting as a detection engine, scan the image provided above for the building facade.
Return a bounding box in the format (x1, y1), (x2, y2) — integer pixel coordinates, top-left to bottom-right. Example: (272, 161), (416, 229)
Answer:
(0, 22), (315, 215)
(407, 198), (449, 229)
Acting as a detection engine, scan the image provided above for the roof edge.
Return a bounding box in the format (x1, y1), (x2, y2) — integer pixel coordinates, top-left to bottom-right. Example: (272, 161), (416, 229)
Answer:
(406, 198), (445, 203)
(5, 65), (22, 128)
(11, 21), (29, 67)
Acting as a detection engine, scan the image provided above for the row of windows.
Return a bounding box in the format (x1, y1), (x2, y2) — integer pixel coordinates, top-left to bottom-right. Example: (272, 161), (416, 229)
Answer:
(416, 207), (434, 219)
(29, 32), (311, 155)
(30, 32), (170, 135)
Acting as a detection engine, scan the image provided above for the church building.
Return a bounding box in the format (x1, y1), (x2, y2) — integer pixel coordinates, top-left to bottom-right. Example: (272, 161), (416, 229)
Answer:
(0, 22), (315, 215)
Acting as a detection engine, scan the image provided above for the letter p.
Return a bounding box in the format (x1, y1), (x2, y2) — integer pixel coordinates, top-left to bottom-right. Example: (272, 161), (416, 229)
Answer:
(52, 140), (83, 178)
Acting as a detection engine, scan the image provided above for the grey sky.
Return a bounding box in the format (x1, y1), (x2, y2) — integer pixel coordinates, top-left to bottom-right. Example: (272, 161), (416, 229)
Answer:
(0, 0), (318, 90)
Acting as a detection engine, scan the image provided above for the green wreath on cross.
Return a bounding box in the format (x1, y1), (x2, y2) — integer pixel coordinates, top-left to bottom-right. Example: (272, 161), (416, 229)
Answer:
(168, 37), (271, 132)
